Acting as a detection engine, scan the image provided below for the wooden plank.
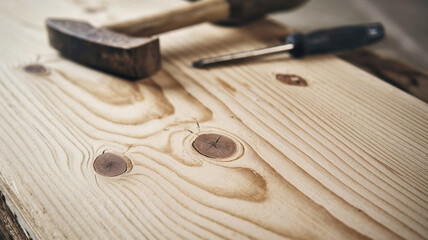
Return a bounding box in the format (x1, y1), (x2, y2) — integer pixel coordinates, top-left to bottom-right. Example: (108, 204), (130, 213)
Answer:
(0, 0), (427, 239)
(338, 50), (428, 103)
(0, 192), (28, 240)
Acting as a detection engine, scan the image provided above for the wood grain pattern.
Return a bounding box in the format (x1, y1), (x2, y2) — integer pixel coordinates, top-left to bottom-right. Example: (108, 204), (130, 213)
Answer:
(0, 0), (427, 239)
(338, 50), (428, 103)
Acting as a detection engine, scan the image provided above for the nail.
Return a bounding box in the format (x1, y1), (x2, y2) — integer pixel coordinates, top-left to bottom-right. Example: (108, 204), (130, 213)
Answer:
(193, 133), (237, 158)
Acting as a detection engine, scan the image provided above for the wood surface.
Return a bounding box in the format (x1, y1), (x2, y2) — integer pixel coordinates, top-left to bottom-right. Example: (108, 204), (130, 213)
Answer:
(338, 50), (428, 103)
(0, 0), (427, 239)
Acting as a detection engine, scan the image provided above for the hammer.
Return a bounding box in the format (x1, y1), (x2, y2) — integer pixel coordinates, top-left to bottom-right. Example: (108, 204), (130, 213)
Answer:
(47, 0), (307, 79)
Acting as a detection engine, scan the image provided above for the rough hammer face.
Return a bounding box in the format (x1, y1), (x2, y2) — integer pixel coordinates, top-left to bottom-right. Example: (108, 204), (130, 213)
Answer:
(47, 19), (160, 79)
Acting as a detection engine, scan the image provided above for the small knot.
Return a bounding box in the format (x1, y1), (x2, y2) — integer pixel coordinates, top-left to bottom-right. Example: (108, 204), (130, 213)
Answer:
(23, 64), (49, 75)
(276, 74), (308, 86)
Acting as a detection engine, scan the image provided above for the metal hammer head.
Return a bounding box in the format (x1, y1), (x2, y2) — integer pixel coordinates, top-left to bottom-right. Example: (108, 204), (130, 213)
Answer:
(46, 19), (160, 79)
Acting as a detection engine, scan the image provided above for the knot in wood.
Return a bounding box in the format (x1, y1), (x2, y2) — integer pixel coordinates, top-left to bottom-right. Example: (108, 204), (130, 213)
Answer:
(94, 152), (128, 177)
(192, 134), (237, 159)
(276, 74), (308, 86)
(23, 64), (49, 75)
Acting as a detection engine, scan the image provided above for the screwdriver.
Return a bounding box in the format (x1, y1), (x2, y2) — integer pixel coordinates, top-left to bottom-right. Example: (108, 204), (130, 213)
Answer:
(192, 23), (384, 68)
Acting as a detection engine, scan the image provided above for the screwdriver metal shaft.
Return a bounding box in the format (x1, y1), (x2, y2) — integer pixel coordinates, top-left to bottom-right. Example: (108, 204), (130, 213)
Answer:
(192, 44), (294, 68)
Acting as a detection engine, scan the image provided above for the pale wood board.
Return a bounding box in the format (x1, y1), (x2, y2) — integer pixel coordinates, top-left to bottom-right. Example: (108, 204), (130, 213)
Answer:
(0, 0), (427, 239)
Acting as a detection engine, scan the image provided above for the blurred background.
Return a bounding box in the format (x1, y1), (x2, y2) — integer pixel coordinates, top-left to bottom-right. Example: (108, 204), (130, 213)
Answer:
(272, 0), (428, 71)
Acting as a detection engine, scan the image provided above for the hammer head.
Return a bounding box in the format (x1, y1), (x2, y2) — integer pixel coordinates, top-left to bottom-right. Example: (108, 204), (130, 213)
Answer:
(46, 19), (160, 79)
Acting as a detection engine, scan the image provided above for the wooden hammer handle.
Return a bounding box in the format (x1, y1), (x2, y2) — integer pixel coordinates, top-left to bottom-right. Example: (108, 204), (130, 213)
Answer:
(106, 0), (230, 36)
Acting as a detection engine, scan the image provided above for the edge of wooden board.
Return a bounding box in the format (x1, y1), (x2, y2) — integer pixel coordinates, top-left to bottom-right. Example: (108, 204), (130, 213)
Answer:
(0, 190), (32, 240)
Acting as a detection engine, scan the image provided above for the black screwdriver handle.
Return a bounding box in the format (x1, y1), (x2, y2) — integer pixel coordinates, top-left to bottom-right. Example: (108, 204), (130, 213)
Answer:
(286, 23), (385, 58)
